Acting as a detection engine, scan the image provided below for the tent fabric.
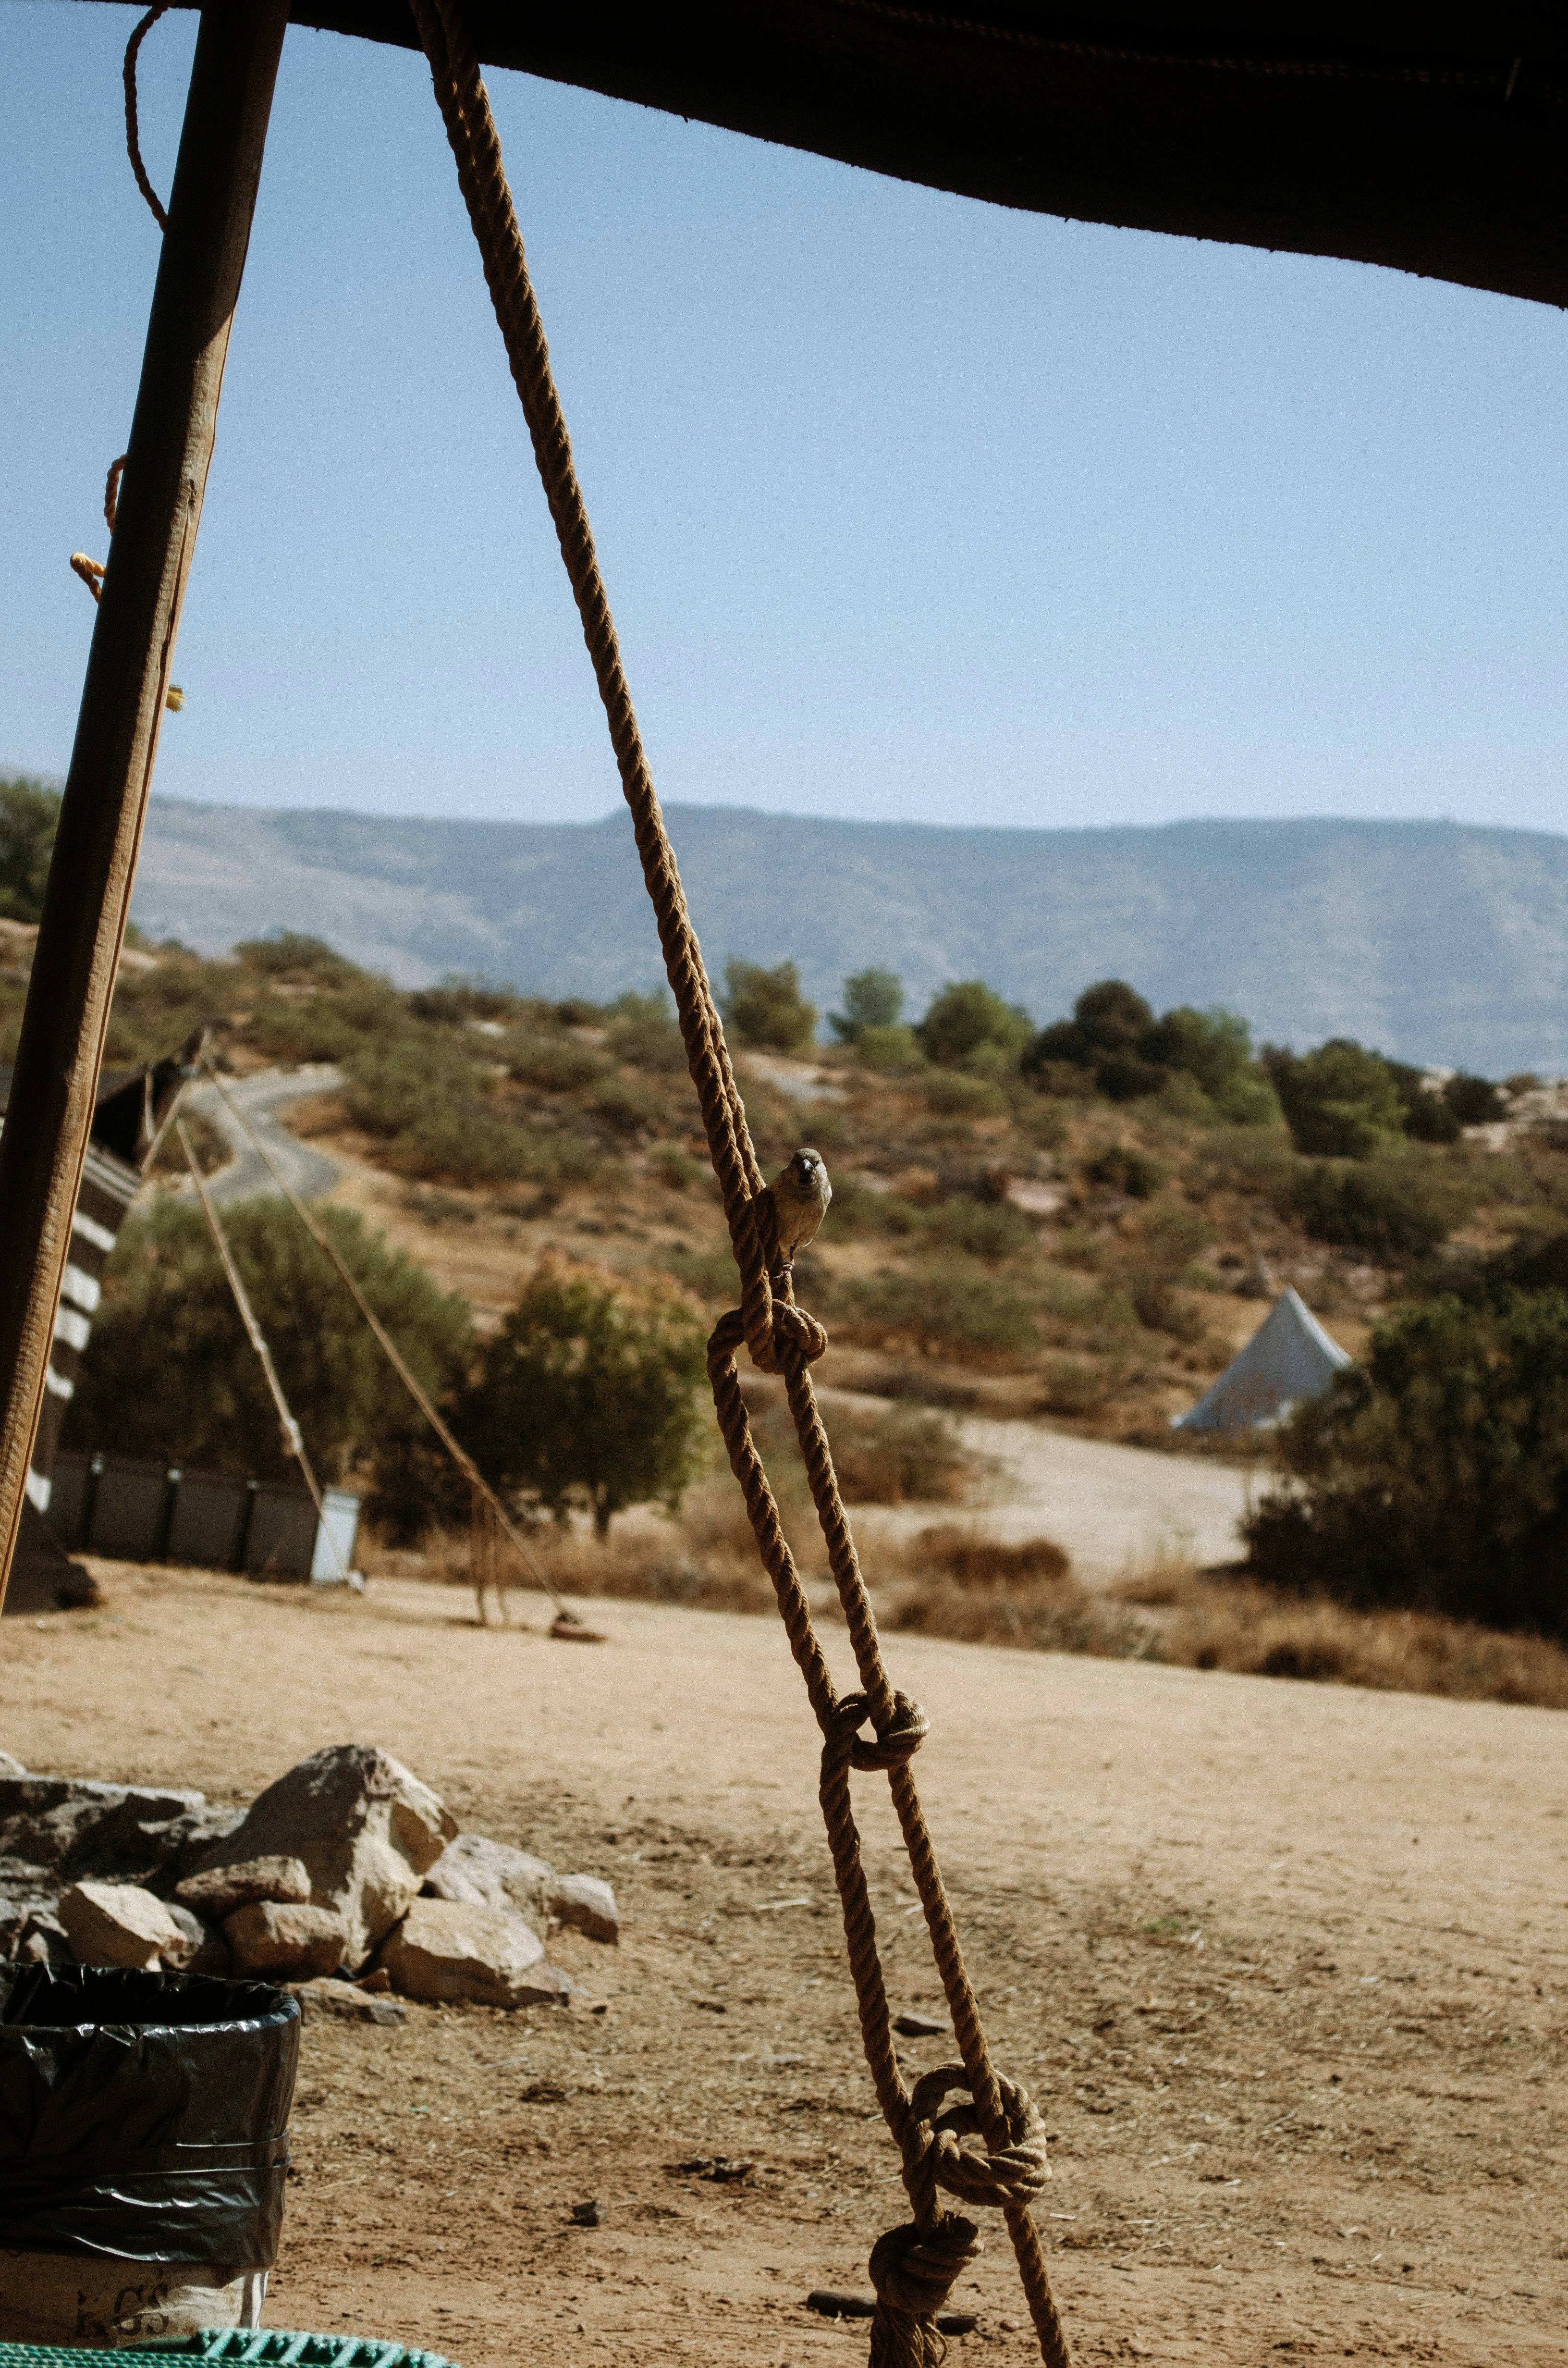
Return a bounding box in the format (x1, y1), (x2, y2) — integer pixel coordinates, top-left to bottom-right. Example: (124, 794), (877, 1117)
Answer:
(72, 5), (1568, 309)
(1173, 1286), (1351, 1434)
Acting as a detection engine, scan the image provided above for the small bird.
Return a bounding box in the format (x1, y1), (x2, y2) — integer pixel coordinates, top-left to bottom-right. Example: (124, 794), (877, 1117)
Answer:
(769, 1147), (833, 1264)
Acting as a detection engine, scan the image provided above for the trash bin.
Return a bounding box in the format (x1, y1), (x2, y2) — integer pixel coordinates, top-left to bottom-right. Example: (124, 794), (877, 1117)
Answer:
(0, 1966), (299, 2347)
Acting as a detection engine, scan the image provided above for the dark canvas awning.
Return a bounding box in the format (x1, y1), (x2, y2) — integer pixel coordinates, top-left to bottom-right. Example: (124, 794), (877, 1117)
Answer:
(75, 5), (1568, 307)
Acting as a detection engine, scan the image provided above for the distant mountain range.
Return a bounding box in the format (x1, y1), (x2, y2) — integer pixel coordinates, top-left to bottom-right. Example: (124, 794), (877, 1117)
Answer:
(117, 797), (1568, 1073)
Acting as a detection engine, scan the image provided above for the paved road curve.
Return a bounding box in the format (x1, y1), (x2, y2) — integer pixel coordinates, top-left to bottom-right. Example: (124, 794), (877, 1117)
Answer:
(183, 1067), (343, 1207)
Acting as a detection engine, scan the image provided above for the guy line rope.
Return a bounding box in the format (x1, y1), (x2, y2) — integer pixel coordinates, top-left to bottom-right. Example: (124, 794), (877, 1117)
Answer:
(408, 4), (1073, 2359)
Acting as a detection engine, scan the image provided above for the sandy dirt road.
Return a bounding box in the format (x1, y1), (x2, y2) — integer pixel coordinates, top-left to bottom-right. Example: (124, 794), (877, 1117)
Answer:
(5, 1571), (1563, 2368)
(184, 1069), (343, 1206)
(833, 1393), (1254, 1584)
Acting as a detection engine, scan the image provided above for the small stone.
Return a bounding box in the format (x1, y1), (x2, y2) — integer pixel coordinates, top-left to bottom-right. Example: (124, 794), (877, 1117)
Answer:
(377, 1896), (572, 2009)
(570, 2199), (604, 2227)
(223, 1899), (347, 1979)
(893, 2013), (945, 2037)
(550, 1872), (619, 1945)
(673, 2156), (753, 2184)
(175, 1853), (310, 1922)
(15, 1910), (70, 1965)
(0, 1752), (26, 1778)
(163, 1900), (230, 1975)
(57, 1880), (187, 1970)
(288, 1976), (406, 2026)
(937, 2314), (979, 2336)
(805, 2291), (875, 2320)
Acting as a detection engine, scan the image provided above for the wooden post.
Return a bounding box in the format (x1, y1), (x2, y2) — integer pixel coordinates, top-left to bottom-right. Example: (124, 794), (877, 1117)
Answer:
(0, 3), (288, 1612)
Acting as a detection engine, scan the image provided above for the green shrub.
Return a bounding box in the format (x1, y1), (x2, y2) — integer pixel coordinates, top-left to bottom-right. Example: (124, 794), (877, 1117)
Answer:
(0, 777), (61, 923)
(1025, 979), (1162, 1100)
(1291, 1158), (1453, 1259)
(1247, 1290), (1568, 1638)
(925, 1071), (1006, 1117)
(1445, 1071), (1506, 1126)
(649, 1140), (703, 1192)
(234, 930), (356, 979)
(509, 1036), (609, 1093)
(916, 979), (1031, 1069)
(855, 1023), (923, 1072)
(1084, 1144), (1164, 1200)
(343, 1042), (604, 1189)
(406, 976), (526, 1026)
(1265, 1039), (1407, 1159)
(829, 966), (903, 1045)
(722, 958), (818, 1052)
(826, 1403), (971, 1504)
(454, 1256), (709, 1538)
(1385, 1059), (1462, 1143)
(63, 1197), (470, 1534)
(604, 990), (686, 1072)
(925, 1196), (1034, 1260)
(839, 1254), (1038, 1359)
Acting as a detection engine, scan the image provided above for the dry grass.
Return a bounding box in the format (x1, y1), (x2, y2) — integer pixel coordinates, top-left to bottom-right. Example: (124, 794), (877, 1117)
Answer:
(371, 1501), (1568, 1712)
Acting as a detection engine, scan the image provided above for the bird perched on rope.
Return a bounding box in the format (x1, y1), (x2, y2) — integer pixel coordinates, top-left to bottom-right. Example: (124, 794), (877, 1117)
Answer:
(767, 1147), (833, 1266)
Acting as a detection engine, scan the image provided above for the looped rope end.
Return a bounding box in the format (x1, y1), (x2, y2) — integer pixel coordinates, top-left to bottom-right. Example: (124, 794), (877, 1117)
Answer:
(867, 2214), (981, 2368)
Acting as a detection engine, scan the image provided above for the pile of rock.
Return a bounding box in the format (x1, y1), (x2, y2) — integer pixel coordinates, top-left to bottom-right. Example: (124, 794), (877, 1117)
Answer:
(0, 1743), (617, 2016)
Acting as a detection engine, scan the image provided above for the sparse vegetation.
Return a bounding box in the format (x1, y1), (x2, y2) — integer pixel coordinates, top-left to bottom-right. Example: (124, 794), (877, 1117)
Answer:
(62, 1198), (471, 1532)
(721, 958), (818, 1052)
(453, 1256), (710, 1540)
(0, 776), (61, 924)
(1247, 1290), (1568, 1640)
(32, 915), (1568, 1686)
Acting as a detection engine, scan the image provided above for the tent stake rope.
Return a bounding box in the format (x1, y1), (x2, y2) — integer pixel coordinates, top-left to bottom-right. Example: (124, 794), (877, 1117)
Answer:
(410, 6), (1071, 2359)
(196, 1058), (585, 1630)
(178, 1118), (352, 1584)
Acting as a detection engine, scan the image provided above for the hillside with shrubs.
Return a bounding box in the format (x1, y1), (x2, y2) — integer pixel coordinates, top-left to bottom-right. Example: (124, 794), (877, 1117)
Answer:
(6, 773), (1568, 1676)
(4, 909), (1565, 1443)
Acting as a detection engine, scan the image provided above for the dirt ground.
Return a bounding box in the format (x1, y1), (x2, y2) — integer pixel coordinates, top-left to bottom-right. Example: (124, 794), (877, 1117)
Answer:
(5, 1568), (1565, 2368)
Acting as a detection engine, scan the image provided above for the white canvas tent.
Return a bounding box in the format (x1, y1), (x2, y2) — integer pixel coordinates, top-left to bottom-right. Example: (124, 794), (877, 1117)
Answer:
(1174, 1287), (1351, 1434)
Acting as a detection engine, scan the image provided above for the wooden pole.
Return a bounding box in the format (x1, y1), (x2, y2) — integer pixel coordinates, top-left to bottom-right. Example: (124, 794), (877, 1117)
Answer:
(0, 3), (288, 1612)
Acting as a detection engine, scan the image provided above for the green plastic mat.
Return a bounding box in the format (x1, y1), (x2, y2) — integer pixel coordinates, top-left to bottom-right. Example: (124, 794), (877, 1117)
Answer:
(0, 2336), (457, 2368)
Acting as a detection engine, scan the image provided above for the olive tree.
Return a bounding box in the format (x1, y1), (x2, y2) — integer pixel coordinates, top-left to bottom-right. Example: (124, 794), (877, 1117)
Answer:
(458, 1256), (710, 1539)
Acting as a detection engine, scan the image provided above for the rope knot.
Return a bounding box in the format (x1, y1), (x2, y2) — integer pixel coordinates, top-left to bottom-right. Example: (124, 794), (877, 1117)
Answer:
(826, 1688), (931, 1775)
(903, 2067), (1050, 2219)
(867, 2213), (981, 2366)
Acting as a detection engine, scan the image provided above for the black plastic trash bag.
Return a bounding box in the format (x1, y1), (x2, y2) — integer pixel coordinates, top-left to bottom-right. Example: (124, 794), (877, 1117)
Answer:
(0, 1965), (299, 2263)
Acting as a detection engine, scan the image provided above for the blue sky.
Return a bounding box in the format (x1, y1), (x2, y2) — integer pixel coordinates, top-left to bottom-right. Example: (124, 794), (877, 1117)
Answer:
(4, 2), (1568, 833)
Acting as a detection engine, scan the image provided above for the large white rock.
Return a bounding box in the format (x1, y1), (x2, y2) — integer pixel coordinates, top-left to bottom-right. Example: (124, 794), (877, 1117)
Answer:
(192, 1745), (456, 1968)
(57, 1881), (187, 1971)
(376, 1897), (571, 2009)
(423, 1833), (553, 1931)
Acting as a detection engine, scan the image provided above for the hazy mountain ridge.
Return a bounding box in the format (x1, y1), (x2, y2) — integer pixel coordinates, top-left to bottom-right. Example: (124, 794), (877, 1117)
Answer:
(131, 797), (1568, 1073)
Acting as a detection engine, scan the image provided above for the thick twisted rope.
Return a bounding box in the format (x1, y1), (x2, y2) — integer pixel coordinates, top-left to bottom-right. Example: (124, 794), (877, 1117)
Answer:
(123, 3), (172, 232)
(411, 9), (1073, 2359)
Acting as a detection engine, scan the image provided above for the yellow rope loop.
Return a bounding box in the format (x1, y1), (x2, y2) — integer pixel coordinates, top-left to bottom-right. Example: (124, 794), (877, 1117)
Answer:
(71, 456), (184, 712)
(123, 4), (172, 233)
